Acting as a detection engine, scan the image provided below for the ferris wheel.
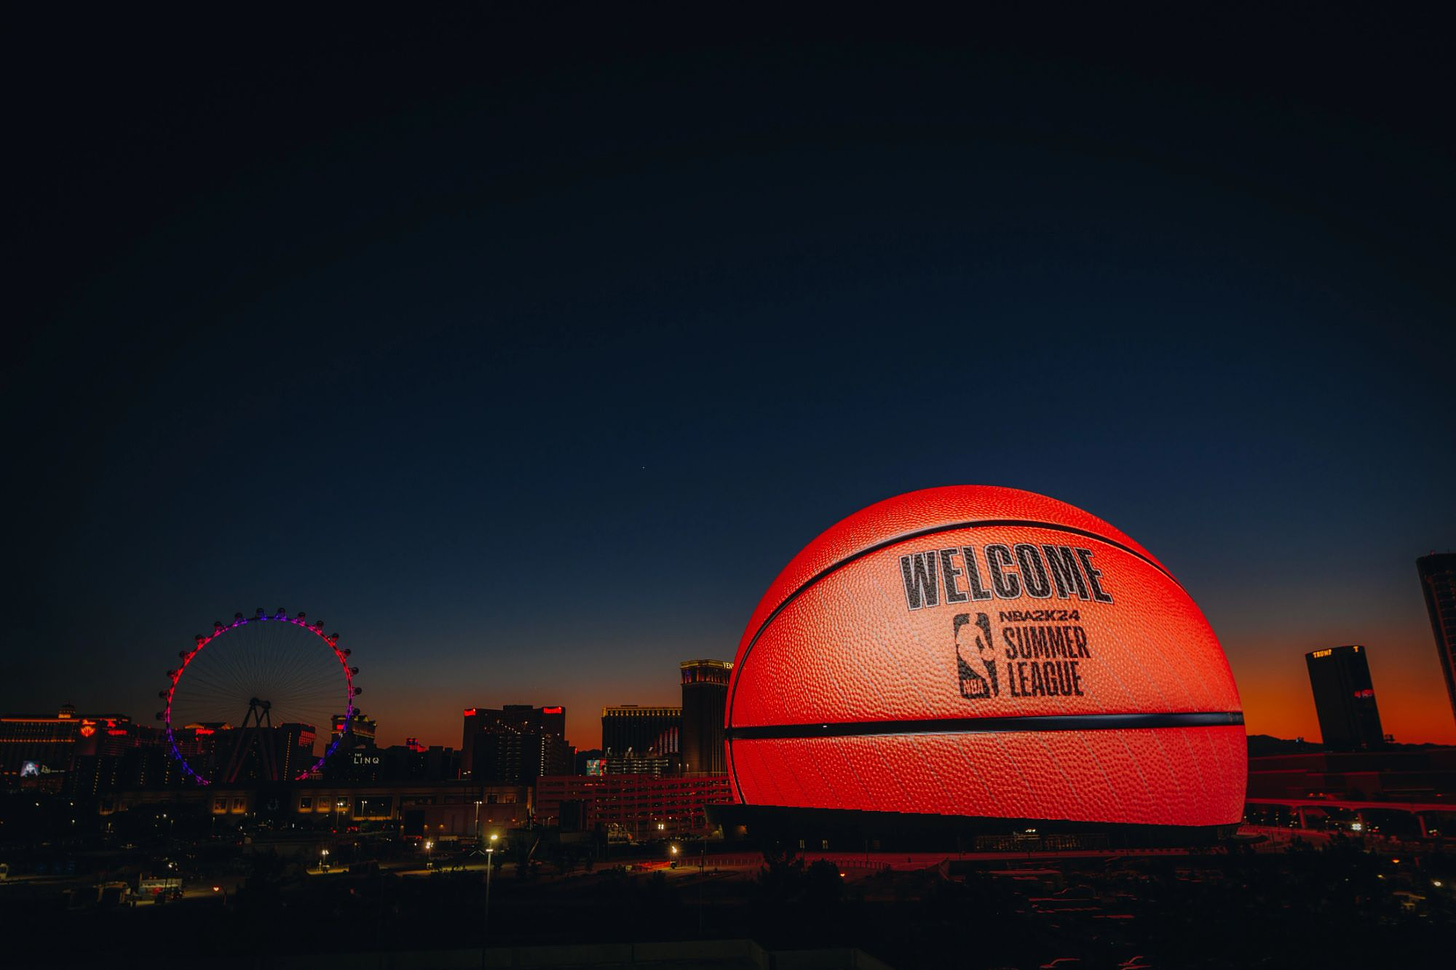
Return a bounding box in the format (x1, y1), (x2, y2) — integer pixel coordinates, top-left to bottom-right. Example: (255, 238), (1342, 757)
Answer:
(159, 608), (359, 785)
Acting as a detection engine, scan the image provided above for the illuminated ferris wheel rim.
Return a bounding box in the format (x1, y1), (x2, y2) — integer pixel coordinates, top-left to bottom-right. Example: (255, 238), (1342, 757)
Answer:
(159, 607), (358, 786)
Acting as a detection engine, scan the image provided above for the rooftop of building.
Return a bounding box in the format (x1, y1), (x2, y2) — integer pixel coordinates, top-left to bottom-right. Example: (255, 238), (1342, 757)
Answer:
(1306, 644), (1366, 659)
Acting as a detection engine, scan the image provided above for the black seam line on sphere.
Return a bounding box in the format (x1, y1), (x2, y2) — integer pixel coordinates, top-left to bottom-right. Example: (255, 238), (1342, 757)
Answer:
(726, 711), (1244, 741)
(725, 516), (1181, 802)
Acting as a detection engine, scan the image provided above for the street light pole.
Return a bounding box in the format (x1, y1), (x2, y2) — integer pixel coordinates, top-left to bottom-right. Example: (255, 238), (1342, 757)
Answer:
(485, 833), (498, 935)
(698, 835), (707, 935)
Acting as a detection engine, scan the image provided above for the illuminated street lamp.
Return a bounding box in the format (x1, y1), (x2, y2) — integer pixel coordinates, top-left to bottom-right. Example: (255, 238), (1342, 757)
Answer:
(424, 839), (434, 870)
(485, 833), (499, 934)
(319, 848), (330, 872)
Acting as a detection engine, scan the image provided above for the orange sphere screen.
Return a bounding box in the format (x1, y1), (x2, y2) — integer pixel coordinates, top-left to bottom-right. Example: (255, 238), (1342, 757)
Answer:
(725, 486), (1246, 828)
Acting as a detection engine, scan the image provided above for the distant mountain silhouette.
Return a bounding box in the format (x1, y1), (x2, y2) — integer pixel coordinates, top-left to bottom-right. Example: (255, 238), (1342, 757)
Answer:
(1248, 733), (1450, 756)
(1247, 734), (1326, 757)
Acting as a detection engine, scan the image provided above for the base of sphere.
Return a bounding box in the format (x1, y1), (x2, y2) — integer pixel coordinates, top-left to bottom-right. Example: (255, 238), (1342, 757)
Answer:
(708, 802), (1240, 852)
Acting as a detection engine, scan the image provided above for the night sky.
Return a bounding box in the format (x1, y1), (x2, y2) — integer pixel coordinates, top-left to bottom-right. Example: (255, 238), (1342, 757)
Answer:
(7, 9), (1453, 750)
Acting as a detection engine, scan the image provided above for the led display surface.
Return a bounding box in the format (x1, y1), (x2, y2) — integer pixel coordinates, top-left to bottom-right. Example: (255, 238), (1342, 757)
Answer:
(725, 485), (1247, 827)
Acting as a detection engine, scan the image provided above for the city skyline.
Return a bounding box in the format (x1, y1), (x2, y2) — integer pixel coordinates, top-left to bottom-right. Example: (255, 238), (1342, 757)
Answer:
(8, 545), (1454, 752)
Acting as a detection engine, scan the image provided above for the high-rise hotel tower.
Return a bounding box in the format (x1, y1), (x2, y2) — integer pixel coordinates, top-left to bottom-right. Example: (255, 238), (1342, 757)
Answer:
(680, 659), (732, 775)
(1418, 553), (1456, 726)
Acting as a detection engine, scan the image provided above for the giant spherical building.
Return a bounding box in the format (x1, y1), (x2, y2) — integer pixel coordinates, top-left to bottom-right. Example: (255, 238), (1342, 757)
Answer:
(723, 486), (1246, 843)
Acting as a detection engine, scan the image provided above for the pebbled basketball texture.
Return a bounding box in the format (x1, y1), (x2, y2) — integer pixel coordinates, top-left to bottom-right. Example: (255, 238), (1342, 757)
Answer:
(725, 485), (1247, 827)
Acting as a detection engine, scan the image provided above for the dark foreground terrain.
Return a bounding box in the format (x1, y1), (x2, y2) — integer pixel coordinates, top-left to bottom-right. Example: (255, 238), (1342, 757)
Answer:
(2, 834), (1452, 969)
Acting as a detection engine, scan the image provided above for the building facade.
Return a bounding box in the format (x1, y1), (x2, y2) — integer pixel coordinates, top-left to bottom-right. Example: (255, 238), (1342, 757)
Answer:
(331, 710), (377, 747)
(325, 710), (382, 781)
(1418, 553), (1456, 727)
(0, 706), (140, 783)
(99, 780), (532, 840)
(1306, 645), (1385, 749)
(601, 705), (680, 761)
(534, 773), (733, 839)
(460, 705), (571, 783)
(679, 660), (731, 776)
(1247, 746), (1456, 801)
(602, 753), (677, 778)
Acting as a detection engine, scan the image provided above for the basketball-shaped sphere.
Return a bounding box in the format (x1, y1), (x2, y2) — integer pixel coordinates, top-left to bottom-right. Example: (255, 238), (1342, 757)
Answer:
(725, 485), (1246, 827)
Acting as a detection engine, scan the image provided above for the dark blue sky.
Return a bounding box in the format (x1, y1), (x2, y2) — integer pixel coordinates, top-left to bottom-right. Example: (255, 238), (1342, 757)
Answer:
(7, 9), (1453, 748)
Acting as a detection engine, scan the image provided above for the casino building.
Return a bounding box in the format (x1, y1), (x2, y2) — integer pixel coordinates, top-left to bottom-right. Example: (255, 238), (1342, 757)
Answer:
(715, 486), (1248, 850)
(680, 659), (732, 775)
(1, 705), (139, 787)
(601, 705), (681, 773)
(0, 705), (88, 781)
